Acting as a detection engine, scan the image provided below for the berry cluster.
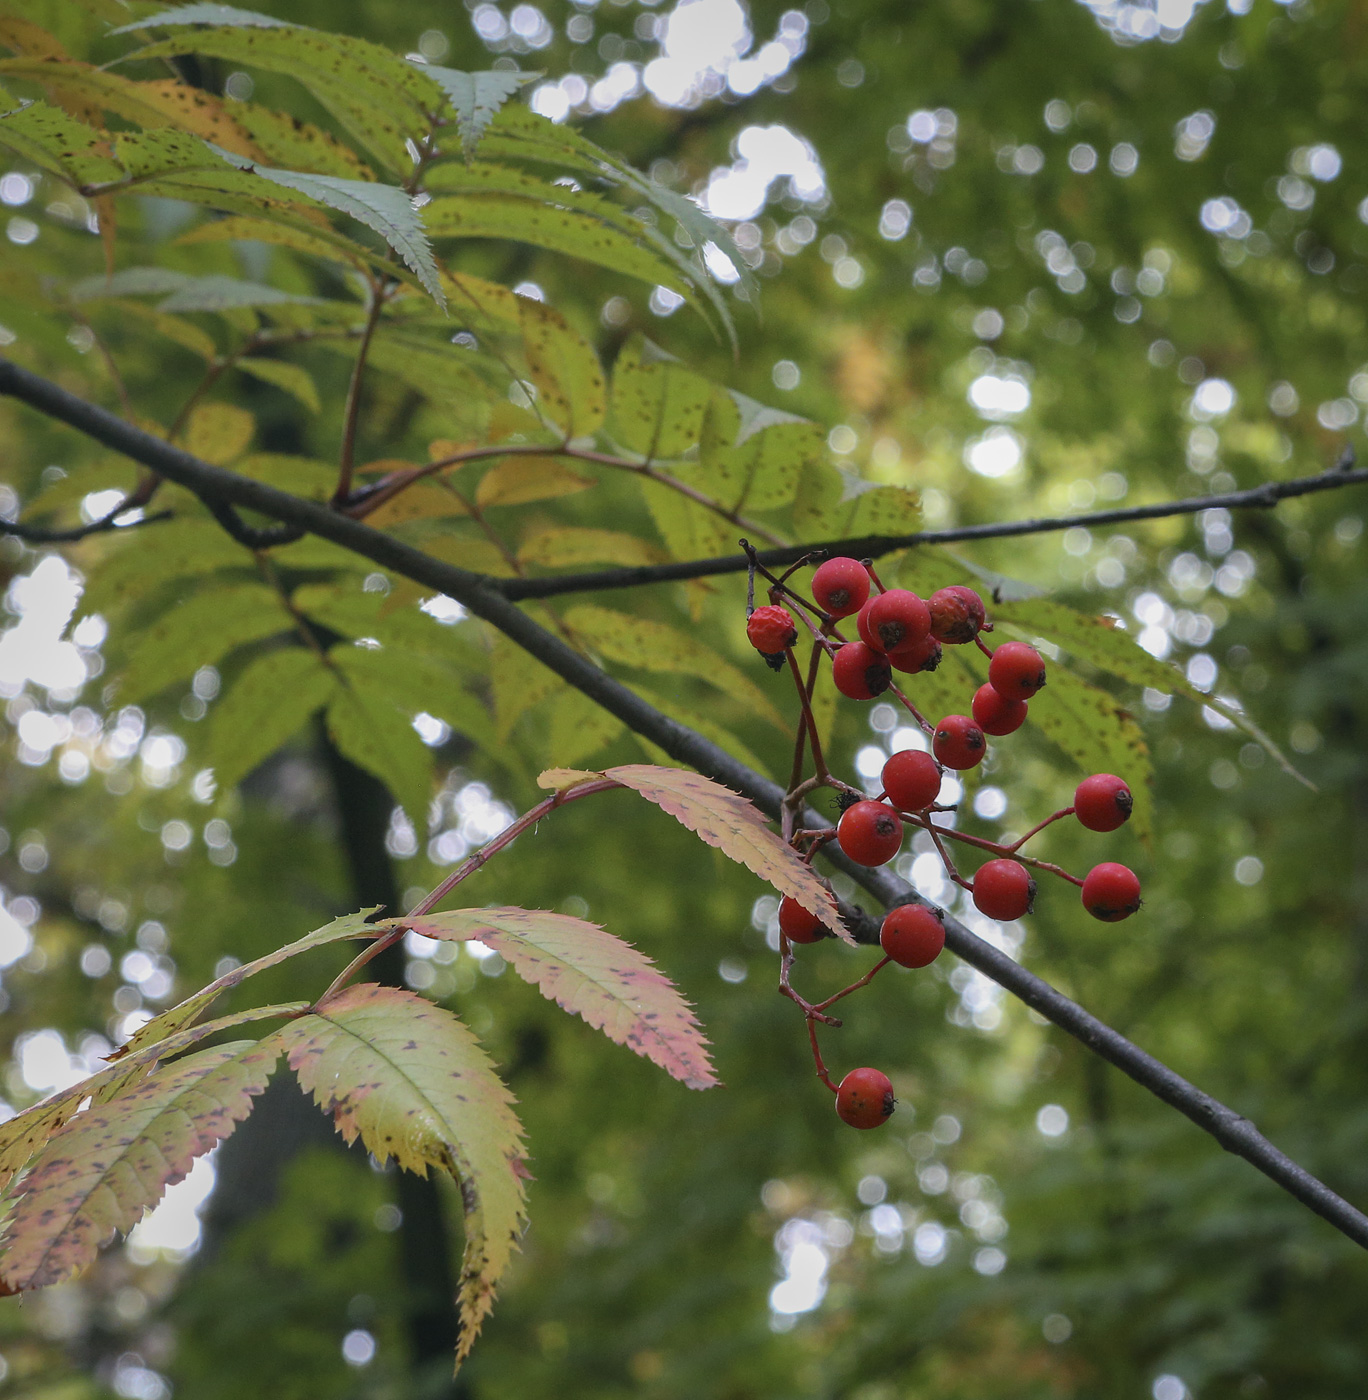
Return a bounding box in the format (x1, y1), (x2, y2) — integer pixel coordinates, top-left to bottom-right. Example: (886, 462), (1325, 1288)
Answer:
(743, 550), (1143, 1129)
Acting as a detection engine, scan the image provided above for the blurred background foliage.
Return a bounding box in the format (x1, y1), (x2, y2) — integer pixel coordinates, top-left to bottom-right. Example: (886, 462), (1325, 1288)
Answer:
(2, 0), (1368, 1397)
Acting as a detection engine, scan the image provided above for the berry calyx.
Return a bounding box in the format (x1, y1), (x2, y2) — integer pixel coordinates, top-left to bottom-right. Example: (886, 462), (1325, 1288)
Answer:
(881, 748), (943, 812)
(972, 859), (1037, 920)
(928, 585), (987, 644)
(890, 635), (943, 674)
(811, 557), (870, 618)
(932, 714), (987, 770)
(864, 589), (932, 657)
(837, 800), (904, 867)
(879, 904), (946, 968)
(988, 641), (1047, 700)
(746, 604), (797, 656)
(1081, 862), (1142, 922)
(972, 682), (1028, 736)
(778, 896), (825, 944)
(1074, 773), (1134, 832)
(832, 641), (892, 700)
(835, 1067), (895, 1129)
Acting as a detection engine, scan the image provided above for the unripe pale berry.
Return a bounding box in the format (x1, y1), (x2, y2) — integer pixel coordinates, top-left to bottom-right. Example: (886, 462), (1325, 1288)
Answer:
(1081, 862), (1142, 921)
(890, 634), (943, 674)
(972, 859), (1037, 920)
(811, 557), (870, 618)
(837, 800), (904, 867)
(864, 589), (932, 657)
(835, 1066), (895, 1129)
(746, 604), (797, 656)
(881, 748), (942, 812)
(972, 682), (1028, 736)
(928, 585), (987, 644)
(879, 904), (945, 968)
(932, 714), (987, 770)
(832, 641), (891, 700)
(1074, 774), (1133, 832)
(778, 896), (824, 944)
(988, 641), (1047, 700)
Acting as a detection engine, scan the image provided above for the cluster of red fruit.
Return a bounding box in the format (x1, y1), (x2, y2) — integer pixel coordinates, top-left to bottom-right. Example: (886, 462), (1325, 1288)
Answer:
(748, 555), (1145, 1129)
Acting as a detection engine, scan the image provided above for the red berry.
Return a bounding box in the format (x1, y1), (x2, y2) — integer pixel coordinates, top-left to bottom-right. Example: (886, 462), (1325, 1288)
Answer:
(778, 896), (825, 944)
(864, 589), (932, 657)
(1074, 774), (1134, 832)
(1081, 862), (1142, 922)
(890, 634), (943, 674)
(972, 859), (1037, 920)
(972, 683), (1028, 736)
(928, 585), (987, 644)
(812, 557), (870, 618)
(988, 641), (1047, 700)
(746, 604), (797, 656)
(832, 641), (891, 700)
(881, 749), (942, 812)
(932, 714), (987, 770)
(835, 1067), (895, 1129)
(879, 904), (945, 968)
(837, 800), (903, 867)
(855, 597), (881, 652)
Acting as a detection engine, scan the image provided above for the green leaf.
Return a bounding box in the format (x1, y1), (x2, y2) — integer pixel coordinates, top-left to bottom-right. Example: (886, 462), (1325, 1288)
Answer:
(359, 332), (506, 417)
(326, 655), (436, 828)
(230, 101), (375, 180)
(0, 1039), (278, 1292)
(562, 604), (786, 730)
(700, 400), (823, 513)
(638, 477), (733, 564)
(110, 582), (288, 705)
(233, 452), (335, 498)
(205, 646), (339, 792)
(327, 641), (493, 749)
(176, 213), (374, 270)
(475, 457), (595, 508)
(627, 683), (774, 780)
(235, 356), (321, 412)
(792, 461), (922, 539)
(181, 401), (255, 464)
(517, 526), (666, 570)
(417, 67), (532, 155)
(545, 683), (625, 765)
(491, 631), (562, 742)
(518, 297), (606, 438)
(161, 276), (326, 313)
(396, 908), (717, 1089)
(0, 99), (123, 186)
(268, 984), (527, 1364)
(76, 519), (253, 621)
(609, 337), (711, 460)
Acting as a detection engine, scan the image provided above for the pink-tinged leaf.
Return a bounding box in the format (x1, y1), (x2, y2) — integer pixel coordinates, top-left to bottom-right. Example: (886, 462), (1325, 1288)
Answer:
(0, 1040), (277, 1293)
(393, 908), (717, 1090)
(602, 764), (847, 942)
(0, 1003), (305, 1197)
(266, 985), (526, 1366)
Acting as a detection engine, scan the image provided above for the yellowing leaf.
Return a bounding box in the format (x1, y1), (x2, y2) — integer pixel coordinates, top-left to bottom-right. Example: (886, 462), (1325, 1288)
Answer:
(177, 214), (371, 270)
(475, 457), (595, 508)
(545, 683), (625, 765)
(269, 984), (526, 1364)
(235, 356), (321, 412)
(0, 1040), (278, 1292)
(0, 99), (123, 185)
(561, 604), (786, 730)
(233, 452), (335, 498)
(491, 631), (562, 741)
(396, 908), (717, 1089)
(610, 336), (710, 460)
(518, 298), (606, 439)
(517, 527), (665, 570)
(365, 481), (470, 528)
(180, 401), (254, 465)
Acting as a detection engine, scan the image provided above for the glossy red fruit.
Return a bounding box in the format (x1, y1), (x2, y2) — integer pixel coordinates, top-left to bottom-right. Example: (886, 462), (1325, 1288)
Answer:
(746, 604), (797, 655)
(890, 634), (943, 674)
(928, 585), (987, 644)
(972, 682), (1028, 736)
(837, 800), (904, 867)
(881, 748), (942, 812)
(832, 641), (892, 700)
(812, 557), (870, 618)
(972, 859), (1037, 920)
(835, 1067), (896, 1129)
(865, 589), (932, 657)
(855, 597), (882, 652)
(932, 714), (987, 770)
(988, 641), (1047, 700)
(1074, 774), (1134, 832)
(1081, 862), (1142, 921)
(880, 904), (946, 968)
(778, 895), (824, 944)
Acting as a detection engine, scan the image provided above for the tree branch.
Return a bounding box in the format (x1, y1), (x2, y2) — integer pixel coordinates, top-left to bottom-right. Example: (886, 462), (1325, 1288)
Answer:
(3, 352), (1366, 1251)
(493, 462), (1368, 600)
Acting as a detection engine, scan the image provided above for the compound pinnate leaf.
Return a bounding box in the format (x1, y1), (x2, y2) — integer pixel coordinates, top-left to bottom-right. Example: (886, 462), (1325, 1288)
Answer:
(0, 1039), (278, 1292)
(269, 984), (526, 1364)
(418, 67), (531, 155)
(404, 908), (717, 1089)
(543, 765), (845, 938)
(205, 646), (339, 793)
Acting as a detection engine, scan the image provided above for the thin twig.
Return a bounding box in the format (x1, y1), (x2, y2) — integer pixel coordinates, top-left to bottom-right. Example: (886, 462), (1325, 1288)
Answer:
(334, 282), (388, 505)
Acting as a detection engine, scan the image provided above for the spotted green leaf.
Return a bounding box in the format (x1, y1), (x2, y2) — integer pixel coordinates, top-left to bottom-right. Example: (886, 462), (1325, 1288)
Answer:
(518, 298), (606, 438)
(609, 336), (711, 460)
